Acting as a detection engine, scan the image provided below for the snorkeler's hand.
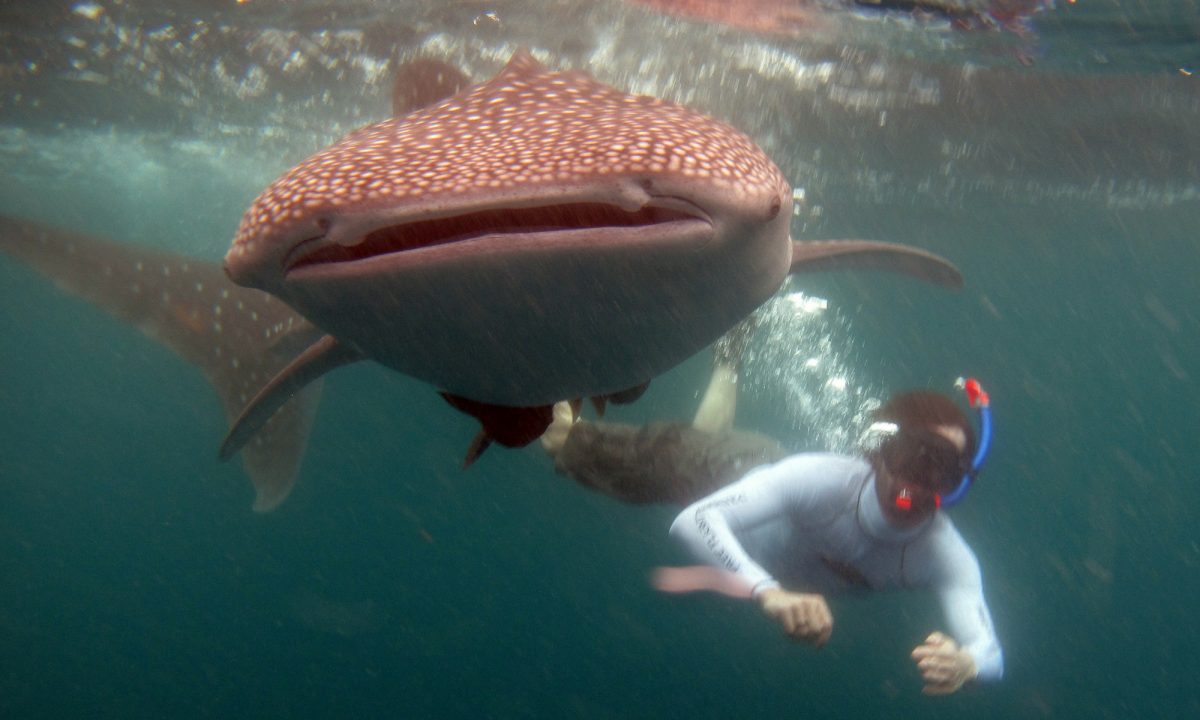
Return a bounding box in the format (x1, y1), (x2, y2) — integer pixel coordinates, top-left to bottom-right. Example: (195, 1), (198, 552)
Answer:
(910, 631), (976, 695)
(757, 588), (833, 648)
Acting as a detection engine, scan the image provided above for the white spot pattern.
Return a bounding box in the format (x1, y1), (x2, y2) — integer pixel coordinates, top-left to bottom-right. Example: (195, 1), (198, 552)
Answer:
(230, 51), (785, 258)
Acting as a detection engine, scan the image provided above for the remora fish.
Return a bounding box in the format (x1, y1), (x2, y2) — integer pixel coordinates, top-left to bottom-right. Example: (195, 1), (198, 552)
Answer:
(0, 216), (322, 511)
(222, 49), (962, 464)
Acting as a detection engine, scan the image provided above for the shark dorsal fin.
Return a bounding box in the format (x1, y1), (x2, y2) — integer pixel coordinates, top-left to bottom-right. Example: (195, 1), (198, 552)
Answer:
(391, 57), (472, 116)
(389, 50), (544, 120)
(497, 48), (547, 80)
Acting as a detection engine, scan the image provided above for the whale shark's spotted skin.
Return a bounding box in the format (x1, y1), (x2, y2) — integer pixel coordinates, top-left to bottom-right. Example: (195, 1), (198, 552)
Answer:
(227, 50), (786, 266)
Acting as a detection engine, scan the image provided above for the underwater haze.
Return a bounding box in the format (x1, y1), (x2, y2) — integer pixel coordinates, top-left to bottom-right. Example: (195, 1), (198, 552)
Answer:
(1, 1), (1198, 718)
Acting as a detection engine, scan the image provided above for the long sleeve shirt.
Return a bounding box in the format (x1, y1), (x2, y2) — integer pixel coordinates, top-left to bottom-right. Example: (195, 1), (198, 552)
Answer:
(669, 453), (1004, 682)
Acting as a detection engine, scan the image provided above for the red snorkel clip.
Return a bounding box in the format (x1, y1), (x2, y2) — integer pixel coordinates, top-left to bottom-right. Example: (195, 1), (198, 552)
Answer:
(962, 377), (990, 409)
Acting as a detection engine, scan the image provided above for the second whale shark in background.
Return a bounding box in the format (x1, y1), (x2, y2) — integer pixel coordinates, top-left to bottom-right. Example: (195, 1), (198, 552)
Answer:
(218, 49), (961, 467)
(0, 50), (961, 511)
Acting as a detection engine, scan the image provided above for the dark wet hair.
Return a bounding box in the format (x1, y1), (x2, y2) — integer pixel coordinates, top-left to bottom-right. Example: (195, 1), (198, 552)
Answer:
(868, 390), (976, 492)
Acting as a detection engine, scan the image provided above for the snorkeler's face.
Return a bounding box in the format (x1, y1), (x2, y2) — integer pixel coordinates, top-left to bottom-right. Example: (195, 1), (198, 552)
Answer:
(875, 425), (968, 527)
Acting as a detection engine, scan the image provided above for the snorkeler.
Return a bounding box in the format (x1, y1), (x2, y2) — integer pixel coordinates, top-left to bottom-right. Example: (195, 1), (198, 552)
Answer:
(541, 322), (1002, 694)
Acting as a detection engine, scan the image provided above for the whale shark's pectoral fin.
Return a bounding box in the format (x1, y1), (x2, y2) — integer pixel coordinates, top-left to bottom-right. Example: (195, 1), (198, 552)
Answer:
(438, 394), (554, 468)
(221, 335), (363, 466)
(790, 239), (964, 288)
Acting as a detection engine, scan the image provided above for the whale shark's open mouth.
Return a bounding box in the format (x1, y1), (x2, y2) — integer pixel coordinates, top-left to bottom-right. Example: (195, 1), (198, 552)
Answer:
(283, 201), (708, 274)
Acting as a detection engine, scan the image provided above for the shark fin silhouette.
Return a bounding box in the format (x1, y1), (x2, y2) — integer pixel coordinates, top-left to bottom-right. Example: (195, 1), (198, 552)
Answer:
(0, 215), (324, 511)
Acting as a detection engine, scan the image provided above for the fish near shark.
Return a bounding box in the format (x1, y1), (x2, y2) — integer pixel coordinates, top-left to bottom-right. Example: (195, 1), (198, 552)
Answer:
(0, 216), (322, 511)
(221, 49), (962, 465)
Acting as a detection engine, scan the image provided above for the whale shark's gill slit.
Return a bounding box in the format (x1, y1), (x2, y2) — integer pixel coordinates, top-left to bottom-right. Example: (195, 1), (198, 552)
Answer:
(286, 202), (699, 271)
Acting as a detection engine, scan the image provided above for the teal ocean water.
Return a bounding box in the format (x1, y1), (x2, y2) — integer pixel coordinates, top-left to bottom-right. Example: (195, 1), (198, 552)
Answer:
(1, 1), (1197, 718)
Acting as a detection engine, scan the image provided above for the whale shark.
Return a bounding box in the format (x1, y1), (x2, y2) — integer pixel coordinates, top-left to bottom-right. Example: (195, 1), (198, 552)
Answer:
(0, 51), (961, 509)
(220, 49), (962, 465)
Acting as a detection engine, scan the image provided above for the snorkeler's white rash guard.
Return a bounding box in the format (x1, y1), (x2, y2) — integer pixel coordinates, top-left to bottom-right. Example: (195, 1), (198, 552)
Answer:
(669, 453), (1004, 682)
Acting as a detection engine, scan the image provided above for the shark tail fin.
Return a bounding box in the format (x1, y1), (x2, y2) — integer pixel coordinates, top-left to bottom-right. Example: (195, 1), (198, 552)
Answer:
(0, 215), (326, 511)
(790, 239), (964, 288)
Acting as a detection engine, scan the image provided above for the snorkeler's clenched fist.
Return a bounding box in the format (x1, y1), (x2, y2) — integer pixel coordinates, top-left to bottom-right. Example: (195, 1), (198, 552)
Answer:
(911, 631), (976, 695)
(757, 588), (833, 648)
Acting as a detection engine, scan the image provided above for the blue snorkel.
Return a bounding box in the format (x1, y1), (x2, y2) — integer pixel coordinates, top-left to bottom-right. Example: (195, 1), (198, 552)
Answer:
(940, 377), (992, 508)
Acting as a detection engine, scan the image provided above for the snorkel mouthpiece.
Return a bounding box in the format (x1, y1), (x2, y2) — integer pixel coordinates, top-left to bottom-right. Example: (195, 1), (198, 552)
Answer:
(893, 486), (942, 513)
